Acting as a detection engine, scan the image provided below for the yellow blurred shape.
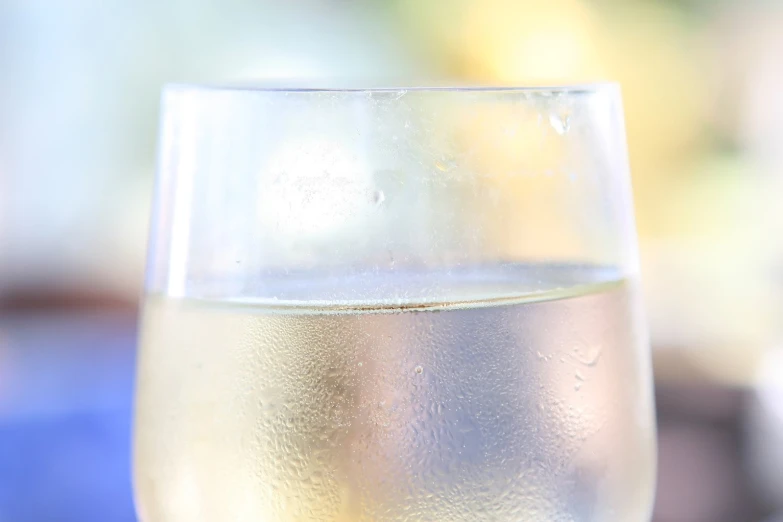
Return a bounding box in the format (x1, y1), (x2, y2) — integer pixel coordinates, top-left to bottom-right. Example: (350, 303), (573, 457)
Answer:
(421, 0), (710, 179)
(459, 0), (604, 83)
(597, 4), (711, 169)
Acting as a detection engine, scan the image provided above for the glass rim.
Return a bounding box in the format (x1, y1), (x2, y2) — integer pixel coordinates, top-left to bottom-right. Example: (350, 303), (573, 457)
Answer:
(163, 82), (620, 96)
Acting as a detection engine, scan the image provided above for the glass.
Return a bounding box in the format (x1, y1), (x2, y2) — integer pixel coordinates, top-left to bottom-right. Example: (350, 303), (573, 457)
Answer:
(134, 85), (656, 522)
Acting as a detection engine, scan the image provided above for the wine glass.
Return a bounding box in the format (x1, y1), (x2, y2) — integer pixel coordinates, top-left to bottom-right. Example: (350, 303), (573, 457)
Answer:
(134, 85), (656, 521)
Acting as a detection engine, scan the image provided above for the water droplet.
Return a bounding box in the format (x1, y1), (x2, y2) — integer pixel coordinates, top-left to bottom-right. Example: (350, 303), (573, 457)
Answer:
(434, 157), (458, 173)
(572, 345), (602, 367)
(582, 346), (602, 367)
(574, 382), (583, 391)
(372, 190), (385, 205)
(414, 365), (423, 374)
(549, 112), (571, 135)
(357, 362), (363, 367)
(575, 371), (585, 381)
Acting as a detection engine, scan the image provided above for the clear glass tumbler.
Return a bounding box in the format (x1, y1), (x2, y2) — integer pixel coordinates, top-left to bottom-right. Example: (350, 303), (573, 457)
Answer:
(134, 85), (656, 522)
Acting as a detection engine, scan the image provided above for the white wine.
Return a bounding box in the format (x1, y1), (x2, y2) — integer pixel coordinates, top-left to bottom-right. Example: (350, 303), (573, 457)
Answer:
(134, 268), (655, 522)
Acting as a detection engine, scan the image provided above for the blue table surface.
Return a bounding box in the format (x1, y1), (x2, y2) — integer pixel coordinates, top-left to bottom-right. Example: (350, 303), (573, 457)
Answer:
(0, 311), (138, 522)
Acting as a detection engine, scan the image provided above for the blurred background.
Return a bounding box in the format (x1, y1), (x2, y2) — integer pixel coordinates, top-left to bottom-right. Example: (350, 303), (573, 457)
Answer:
(1, 0), (783, 520)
